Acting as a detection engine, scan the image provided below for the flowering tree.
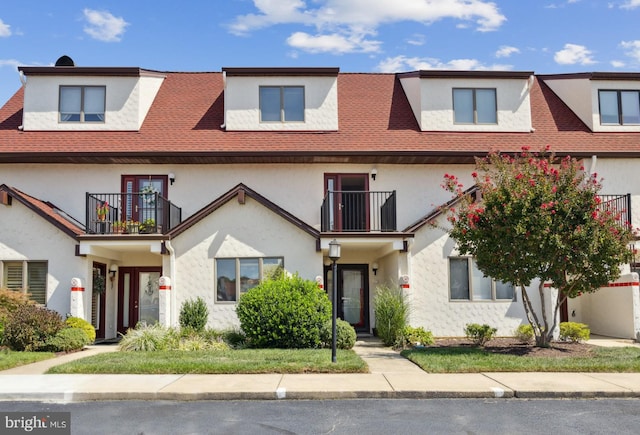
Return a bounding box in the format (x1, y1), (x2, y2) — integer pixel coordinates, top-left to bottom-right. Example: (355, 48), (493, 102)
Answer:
(442, 147), (634, 347)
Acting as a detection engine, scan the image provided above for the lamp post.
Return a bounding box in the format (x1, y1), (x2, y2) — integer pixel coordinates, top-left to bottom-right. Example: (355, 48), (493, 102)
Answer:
(328, 239), (341, 363)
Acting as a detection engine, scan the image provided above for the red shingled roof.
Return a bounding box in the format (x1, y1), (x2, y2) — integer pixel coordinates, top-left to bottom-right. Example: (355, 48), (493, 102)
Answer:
(0, 72), (639, 164)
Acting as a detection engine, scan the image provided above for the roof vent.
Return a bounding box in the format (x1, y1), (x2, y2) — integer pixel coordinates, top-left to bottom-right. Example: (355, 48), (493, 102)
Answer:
(55, 55), (75, 67)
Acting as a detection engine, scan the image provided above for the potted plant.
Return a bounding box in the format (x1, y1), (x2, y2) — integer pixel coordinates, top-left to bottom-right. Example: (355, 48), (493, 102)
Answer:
(96, 201), (109, 221)
(113, 221), (126, 234)
(139, 218), (156, 234)
(126, 220), (140, 234)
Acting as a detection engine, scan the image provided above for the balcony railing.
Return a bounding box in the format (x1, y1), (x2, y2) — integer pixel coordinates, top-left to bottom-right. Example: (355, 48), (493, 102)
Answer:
(598, 194), (631, 229)
(321, 190), (396, 232)
(86, 192), (182, 235)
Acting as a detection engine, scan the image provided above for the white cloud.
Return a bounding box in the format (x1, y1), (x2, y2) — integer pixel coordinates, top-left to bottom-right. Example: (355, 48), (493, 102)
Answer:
(495, 45), (520, 58)
(554, 43), (596, 65)
(375, 55), (512, 72)
(0, 59), (20, 69)
(620, 40), (640, 63)
(83, 9), (129, 42)
(406, 33), (425, 46)
(0, 18), (11, 37)
(230, 0), (506, 54)
(287, 31), (381, 53)
(611, 60), (626, 68)
(621, 0), (640, 9)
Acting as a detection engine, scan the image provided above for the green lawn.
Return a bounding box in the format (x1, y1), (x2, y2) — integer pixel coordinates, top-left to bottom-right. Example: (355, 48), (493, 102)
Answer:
(0, 349), (55, 371)
(402, 346), (640, 373)
(47, 348), (368, 374)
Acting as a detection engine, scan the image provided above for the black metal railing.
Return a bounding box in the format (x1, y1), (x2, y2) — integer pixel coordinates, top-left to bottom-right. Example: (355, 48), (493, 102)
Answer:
(86, 192), (182, 235)
(321, 190), (396, 232)
(598, 194), (631, 229)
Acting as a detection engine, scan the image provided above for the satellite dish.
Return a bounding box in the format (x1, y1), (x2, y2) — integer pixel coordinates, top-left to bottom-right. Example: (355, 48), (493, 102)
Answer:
(55, 55), (75, 67)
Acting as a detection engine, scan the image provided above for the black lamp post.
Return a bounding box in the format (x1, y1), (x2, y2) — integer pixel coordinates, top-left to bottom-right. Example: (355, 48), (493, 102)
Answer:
(328, 239), (341, 363)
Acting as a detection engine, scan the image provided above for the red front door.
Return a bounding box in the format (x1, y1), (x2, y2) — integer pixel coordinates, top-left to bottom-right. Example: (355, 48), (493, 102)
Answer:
(117, 267), (161, 335)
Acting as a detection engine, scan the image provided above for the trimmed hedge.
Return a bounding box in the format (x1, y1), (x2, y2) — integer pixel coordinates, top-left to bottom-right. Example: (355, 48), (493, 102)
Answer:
(236, 274), (331, 348)
(3, 305), (65, 351)
(66, 316), (96, 343)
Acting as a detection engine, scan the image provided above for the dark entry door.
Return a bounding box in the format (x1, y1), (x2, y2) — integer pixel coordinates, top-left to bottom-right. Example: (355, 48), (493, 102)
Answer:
(91, 262), (106, 339)
(324, 174), (369, 231)
(326, 264), (369, 332)
(117, 267), (161, 335)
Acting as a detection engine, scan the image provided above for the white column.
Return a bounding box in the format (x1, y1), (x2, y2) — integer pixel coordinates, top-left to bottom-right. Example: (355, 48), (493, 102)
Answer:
(70, 277), (85, 319)
(158, 276), (172, 327)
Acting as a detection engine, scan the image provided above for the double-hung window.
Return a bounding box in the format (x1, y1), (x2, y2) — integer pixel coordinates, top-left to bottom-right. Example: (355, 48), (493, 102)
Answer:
(1, 261), (47, 305)
(59, 86), (106, 122)
(215, 257), (284, 302)
(599, 90), (640, 125)
(453, 88), (497, 124)
(259, 86), (304, 122)
(449, 257), (514, 301)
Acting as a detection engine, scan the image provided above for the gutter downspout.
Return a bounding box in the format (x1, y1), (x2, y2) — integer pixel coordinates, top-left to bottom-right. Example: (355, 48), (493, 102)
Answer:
(164, 240), (177, 327)
(220, 70), (226, 130)
(589, 155), (597, 176)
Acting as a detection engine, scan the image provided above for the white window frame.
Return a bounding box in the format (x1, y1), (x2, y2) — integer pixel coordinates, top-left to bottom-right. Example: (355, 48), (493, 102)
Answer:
(259, 86), (305, 123)
(215, 257), (284, 303)
(448, 257), (514, 302)
(453, 88), (497, 124)
(0, 260), (48, 305)
(59, 85), (106, 123)
(598, 89), (640, 125)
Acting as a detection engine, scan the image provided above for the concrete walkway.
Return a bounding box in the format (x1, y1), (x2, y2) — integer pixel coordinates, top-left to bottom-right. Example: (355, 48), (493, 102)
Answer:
(1, 336), (640, 402)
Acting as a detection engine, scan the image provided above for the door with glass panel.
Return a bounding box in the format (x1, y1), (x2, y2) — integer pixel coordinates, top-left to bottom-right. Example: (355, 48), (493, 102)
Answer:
(117, 267), (161, 335)
(324, 174), (369, 231)
(325, 264), (369, 332)
(121, 176), (168, 231)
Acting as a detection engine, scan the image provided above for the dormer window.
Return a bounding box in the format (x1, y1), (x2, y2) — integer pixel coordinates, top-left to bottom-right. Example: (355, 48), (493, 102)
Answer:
(59, 86), (106, 123)
(453, 88), (497, 124)
(259, 86), (304, 122)
(599, 90), (640, 125)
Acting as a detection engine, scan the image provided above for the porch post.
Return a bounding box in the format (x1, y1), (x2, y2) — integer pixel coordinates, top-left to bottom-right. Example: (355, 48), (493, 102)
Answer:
(70, 277), (85, 319)
(158, 276), (172, 327)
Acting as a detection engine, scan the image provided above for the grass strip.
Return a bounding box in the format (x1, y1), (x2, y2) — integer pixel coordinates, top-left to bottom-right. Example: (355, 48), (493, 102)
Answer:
(47, 348), (368, 374)
(0, 350), (55, 371)
(402, 346), (640, 373)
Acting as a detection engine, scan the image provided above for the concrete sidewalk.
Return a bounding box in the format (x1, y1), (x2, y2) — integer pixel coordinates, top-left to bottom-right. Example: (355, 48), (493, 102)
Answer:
(1, 337), (640, 402)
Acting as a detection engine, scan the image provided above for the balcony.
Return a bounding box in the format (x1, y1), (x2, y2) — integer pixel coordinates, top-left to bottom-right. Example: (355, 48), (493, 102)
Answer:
(321, 190), (396, 232)
(87, 192), (182, 235)
(598, 194), (631, 229)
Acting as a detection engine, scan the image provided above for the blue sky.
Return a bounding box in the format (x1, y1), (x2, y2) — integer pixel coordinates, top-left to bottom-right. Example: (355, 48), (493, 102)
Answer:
(2, 0), (640, 104)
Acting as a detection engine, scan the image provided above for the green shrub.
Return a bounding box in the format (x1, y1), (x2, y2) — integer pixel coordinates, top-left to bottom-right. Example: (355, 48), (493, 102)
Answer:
(559, 322), (590, 343)
(65, 316), (96, 343)
(43, 328), (91, 352)
(3, 305), (65, 351)
(373, 284), (409, 346)
(235, 274), (331, 348)
(0, 288), (33, 318)
(220, 328), (247, 348)
(321, 319), (357, 350)
(464, 323), (497, 346)
(398, 326), (435, 349)
(119, 324), (176, 351)
(179, 297), (209, 333)
(515, 324), (534, 343)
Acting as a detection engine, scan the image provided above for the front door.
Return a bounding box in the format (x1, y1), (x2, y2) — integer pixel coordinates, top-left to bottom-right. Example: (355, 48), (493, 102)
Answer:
(117, 267), (161, 335)
(91, 262), (107, 339)
(324, 174), (369, 231)
(326, 264), (369, 333)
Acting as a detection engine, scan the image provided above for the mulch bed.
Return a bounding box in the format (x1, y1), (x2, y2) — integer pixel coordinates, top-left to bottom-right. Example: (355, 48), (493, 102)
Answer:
(432, 337), (594, 358)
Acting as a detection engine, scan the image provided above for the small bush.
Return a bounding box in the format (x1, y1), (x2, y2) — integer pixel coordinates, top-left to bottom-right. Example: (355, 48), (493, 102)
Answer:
(398, 326), (435, 349)
(0, 288), (33, 318)
(43, 328), (90, 352)
(373, 284), (409, 347)
(221, 329), (247, 348)
(464, 323), (497, 346)
(179, 297), (209, 333)
(65, 316), (96, 343)
(3, 305), (65, 351)
(177, 335), (229, 351)
(119, 324), (175, 351)
(321, 319), (357, 350)
(559, 322), (590, 343)
(515, 324), (534, 343)
(236, 274), (331, 348)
